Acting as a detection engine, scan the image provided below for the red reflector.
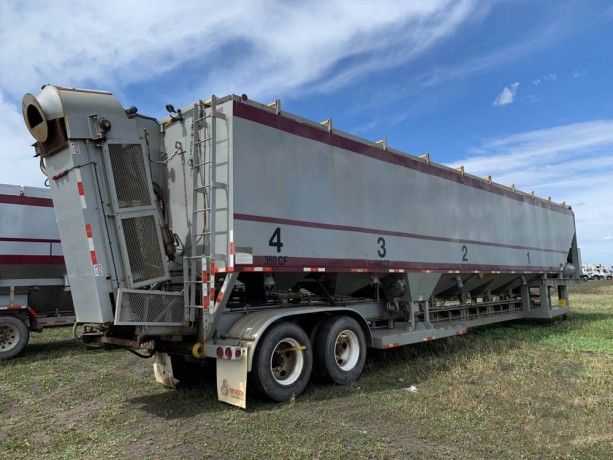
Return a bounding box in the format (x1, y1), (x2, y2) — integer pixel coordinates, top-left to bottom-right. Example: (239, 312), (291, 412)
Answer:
(225, 347), (232, 359)
(235, 348), (241, 358)
(241, 94), (248, 101)
(216, 347), (224, 358)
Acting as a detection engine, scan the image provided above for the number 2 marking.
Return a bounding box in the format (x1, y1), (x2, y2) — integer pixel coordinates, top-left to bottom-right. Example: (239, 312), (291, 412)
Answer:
(462, 245), (468, 262)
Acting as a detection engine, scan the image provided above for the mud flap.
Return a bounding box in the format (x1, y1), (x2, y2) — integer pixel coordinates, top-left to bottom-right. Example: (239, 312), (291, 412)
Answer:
(153, 352), (179, 388)
(217, 347), (248, 409)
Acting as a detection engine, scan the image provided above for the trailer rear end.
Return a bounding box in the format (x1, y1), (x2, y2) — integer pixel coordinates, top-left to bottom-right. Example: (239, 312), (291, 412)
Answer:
(0, 184), (74, 359)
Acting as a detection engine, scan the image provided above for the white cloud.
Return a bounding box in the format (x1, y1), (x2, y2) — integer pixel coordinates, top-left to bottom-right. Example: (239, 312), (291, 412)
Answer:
(0, 0), (482, 101)
(450, 120), (613, 264)
(572, 69), (586, 78)
(492, 82), (519, 106)
(0, 90), (43, 187)
(533, 73), (558, 85)
(0, 0), (484, 187)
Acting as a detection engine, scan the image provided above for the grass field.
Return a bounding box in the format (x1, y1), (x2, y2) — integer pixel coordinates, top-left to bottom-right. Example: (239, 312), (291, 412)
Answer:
(1, 282), (612, 459)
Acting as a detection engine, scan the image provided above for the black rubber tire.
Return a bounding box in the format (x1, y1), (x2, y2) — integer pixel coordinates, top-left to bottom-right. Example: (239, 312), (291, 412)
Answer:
(314, 315), (366, 385)
(250, 321), (312, 402)
(0, 316), (30, 360)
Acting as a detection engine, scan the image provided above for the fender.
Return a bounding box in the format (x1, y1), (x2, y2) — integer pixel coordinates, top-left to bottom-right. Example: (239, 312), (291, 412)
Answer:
(224, 306), (372, 372)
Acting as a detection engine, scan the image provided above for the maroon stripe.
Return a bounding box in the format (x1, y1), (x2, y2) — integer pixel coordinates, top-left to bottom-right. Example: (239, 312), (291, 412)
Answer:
(0, 237), (61, 243)
(243, 256), (559, 274)
(234, 213), (568, 255)
(0, 255), (64, 265)
(0, 194), (53, 207)
(233, 101), (573, 216)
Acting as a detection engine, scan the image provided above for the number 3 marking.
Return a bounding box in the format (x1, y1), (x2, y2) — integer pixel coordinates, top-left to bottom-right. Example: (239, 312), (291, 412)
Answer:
(377, 237), (386, 258)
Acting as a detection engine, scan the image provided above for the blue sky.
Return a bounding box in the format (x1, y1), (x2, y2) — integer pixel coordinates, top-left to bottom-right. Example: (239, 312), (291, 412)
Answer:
(1, 0), (612, 265)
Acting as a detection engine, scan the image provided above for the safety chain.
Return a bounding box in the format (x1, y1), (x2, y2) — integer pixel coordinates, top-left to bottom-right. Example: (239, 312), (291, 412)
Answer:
(143, 127), (185, 164)
(146, 140), (185, 165)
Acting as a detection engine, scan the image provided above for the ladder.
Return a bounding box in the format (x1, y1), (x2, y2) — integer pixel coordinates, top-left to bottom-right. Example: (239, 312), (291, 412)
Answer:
(183, 96), (234, 342)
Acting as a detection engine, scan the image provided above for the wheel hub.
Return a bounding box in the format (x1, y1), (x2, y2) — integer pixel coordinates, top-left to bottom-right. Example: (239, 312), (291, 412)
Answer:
(0, 325), (19, 351)
(334, 330), (359, 371)
(271, 338), (303, 385)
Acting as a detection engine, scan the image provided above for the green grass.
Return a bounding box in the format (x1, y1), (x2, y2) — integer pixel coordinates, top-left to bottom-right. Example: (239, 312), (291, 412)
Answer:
(1, 281), (611, 459)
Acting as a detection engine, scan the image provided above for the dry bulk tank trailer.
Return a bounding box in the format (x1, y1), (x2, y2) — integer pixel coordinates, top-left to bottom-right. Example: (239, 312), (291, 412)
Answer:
(22, 85), (583, 408)
(0, 183), (75, 360)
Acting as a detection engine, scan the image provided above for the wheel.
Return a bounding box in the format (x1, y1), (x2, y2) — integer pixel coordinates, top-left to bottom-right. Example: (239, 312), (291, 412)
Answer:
(250, 322), (312, 402)
(0, 316), (30, 360)
(314, 315), (366, 385)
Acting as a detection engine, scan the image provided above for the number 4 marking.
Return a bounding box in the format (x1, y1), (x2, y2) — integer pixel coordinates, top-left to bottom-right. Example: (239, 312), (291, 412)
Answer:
(269, 227), (284, 253)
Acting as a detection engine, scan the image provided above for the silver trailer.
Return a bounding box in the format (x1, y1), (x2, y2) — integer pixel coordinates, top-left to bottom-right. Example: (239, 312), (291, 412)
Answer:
(22, 86), (581, 407)
(0, 183), (75, 360)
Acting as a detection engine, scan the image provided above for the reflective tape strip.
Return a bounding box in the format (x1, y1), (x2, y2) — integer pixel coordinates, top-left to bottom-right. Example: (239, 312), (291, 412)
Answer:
(209, 261), (216, 305)
(388, 269), (405, 273)
(304, 267), (326, 272)
(228, 230), (235, 270)
(85, 224), (97, 264)
(216, 289), (225, 304)
(245, 267), (273, 272)
(202, 267), (208, 310)
(350, 268), (368, 272)
(75, 169), (86, 208)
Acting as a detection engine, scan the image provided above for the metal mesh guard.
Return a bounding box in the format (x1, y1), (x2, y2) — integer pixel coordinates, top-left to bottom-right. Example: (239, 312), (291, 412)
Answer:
(115, 289), (184, 326)
(122, 215), (166, 285)
(108, 144), (151, 208)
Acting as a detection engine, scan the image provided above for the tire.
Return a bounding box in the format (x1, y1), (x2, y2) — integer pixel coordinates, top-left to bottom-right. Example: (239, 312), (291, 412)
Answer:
(314, 315), (366, 385)
(0, 316), (30, 360)
(250, 322), (312, 402)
